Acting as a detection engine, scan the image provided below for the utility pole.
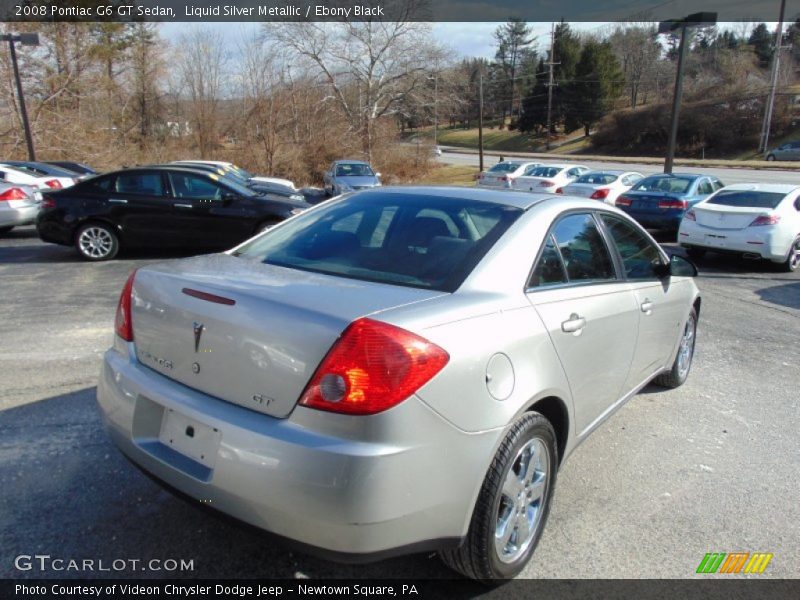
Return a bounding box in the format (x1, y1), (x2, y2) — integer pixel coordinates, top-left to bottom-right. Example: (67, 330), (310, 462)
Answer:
(545, 23), (558, 151)
(433, 74), (438, 147)
(478, 71), (484, 172)
(759, 0), (787, 154)
(2, 33), (39, 161)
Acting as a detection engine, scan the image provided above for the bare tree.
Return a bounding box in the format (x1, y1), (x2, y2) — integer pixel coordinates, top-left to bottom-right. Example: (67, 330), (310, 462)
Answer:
(264, 14), (445, 162)
(175, 27), (228, 158)
(609, 25), (660, 109)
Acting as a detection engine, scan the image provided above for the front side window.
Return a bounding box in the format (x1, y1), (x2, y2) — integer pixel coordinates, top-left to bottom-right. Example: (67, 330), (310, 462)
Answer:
(550, 213), (616, 283)
(169, 173), (224, 199)
(696, 180), (713, 195)
(601, 215), (663, 280)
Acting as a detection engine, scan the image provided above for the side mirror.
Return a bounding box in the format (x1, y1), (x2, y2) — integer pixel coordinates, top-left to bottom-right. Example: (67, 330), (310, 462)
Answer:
(669, 254), (698, 277)
(222, 192), (237, 204)
(375, 172), (381, 178)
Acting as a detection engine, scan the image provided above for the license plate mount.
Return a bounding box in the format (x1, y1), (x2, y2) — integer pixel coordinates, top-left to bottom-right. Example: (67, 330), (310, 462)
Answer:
(158, 409), (221, 469)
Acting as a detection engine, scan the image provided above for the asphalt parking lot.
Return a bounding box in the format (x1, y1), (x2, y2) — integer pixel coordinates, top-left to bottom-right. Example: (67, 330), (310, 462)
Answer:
(1, 225), (798, 581)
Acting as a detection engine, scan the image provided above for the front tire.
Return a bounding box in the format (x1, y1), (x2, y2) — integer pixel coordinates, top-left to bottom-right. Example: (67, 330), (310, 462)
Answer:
(75, 223), (119, 261)
(654, 307), (697, 388)
(440, 412), (557, 581)
(780, 236), (800, 272)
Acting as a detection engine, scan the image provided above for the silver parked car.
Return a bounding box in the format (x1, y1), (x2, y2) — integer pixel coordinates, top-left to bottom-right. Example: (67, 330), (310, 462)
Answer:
(322, 160), (381, 196)
(766, 140), (800, 161)
(98, 187), (700, 580)
(0, 181), (42, 234)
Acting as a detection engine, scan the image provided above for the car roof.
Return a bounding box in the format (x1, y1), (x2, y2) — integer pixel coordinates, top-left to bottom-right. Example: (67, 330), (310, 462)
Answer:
(334, 159), (369, 165)
(716, 183), (800, 193)
(356, 185), (575, 210)
(643, 172), (703, 179)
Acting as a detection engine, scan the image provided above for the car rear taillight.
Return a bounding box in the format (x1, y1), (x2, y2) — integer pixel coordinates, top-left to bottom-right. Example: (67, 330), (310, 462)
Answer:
(658, 199), (687, 209)
(0, 187), (28, 201)
(45, 179), (62, 189)
(299, 318), (449, 416)
(685, 209), (696, 221)
(616, 196), (632, 207)
(555, 187), (563, 194)
(42, 196), (56, 209)
(590, 188), (611, 200)
(539, 180), (554, 187)
(749, 215), (780, 227)
(500, 175), (509, 182)
(114, 270), (137, 342)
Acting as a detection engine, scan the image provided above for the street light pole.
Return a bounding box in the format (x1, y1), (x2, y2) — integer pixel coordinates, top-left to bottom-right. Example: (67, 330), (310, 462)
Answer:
(658, 13), (716, 174)
(664, 25), (688, 174)
(2, 33), (40, 161)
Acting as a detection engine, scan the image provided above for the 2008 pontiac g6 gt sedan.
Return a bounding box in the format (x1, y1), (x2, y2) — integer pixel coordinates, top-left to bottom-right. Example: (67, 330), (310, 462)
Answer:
(97, 187), (701, 580)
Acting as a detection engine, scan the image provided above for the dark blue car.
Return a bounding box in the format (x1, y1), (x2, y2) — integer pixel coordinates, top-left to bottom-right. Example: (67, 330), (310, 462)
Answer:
(616, 173), (724, 232)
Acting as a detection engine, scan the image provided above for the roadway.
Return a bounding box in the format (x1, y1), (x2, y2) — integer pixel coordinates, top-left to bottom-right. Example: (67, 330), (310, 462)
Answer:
(439, 150), (800, 186)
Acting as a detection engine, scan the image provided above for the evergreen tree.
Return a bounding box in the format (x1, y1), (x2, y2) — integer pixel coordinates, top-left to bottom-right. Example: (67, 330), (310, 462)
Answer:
(493, 19), (536, 126)
(564, 41), (625, 137)
(748, 23), (773, 66)
(519, 57), (548, 133)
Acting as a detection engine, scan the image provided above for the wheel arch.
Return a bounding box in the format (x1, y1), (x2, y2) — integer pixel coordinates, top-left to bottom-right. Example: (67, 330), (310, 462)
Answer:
(525, 395), (570, 467)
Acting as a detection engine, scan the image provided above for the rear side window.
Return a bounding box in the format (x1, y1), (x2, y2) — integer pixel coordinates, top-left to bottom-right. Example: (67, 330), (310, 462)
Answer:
(600, 215), (663, 280)
(548, 213), (615, 283)
(707, 190), (787, 209)
(528, 235), (567, 287)
(234, 193), (522, 292)
(115, 172), (164, 196)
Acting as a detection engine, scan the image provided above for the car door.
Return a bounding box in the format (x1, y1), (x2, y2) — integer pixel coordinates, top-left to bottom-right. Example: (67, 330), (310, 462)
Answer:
(789, 141), (800, 160)
(167, 171), (253, 247)
(525, 212), (640, 436)
(109, 170), (181, 246)
(598, 214), (690, 390)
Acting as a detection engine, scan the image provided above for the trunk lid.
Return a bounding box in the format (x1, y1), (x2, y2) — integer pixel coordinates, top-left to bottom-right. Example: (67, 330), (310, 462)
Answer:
(692, 203), (771, 230)
(563, 184), (598, 198)
(131, 254), (446, 418)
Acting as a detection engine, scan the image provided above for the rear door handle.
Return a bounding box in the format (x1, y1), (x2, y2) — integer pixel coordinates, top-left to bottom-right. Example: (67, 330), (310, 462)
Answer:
(641, 299), (654, 314)
(561, 313), (586, 334)
(109, 198), (127, 204)
(174, 203), (193, 209)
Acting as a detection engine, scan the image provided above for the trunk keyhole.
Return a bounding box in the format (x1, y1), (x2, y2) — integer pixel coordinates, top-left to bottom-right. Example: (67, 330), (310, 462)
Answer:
(186, 426), (195, 438)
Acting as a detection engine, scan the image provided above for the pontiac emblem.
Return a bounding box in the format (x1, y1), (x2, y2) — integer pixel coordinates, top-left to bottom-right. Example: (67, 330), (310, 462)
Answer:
(193, 322), (205, 353)
(192, 362), (201, 374)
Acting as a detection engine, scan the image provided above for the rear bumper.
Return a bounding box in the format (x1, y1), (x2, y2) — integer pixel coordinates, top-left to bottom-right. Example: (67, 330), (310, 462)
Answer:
(619, 208), (683, 230)
(0, 204), (39, 227)
(97, 344), (499, 557)
(678, 221), (789, 261)
(36, 212), (74, 245)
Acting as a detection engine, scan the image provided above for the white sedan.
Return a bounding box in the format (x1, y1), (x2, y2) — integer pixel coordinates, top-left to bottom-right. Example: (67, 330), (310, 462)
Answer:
(511, 164), (590, 194)
(560, 170), (644, 205)
(476, 160), (541, 189)
(678, 183), (800, 272)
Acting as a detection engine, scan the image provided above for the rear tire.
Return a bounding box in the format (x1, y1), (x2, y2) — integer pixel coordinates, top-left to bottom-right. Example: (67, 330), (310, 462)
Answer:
(439, 412), (557, 581)
(0, 226), (14, 235)
(75, 223), (119, 261)
(766, 154), (776, 161)
(654, 307), (697, 389)
(781, 236), (800, 272)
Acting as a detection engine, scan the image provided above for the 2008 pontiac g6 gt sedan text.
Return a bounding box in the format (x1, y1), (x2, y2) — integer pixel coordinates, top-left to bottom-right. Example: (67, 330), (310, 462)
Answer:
(97, 187), (700, 580)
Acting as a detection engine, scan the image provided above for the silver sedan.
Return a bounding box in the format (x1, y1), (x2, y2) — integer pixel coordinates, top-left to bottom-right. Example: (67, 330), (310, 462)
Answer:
(97, 187), (700, 580)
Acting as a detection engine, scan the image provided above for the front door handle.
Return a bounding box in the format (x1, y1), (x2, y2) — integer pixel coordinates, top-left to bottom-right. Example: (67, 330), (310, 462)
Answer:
(561, 313), (586, 334)
(109, 198), (127, 204)
(173, 203), (193, 209)
(641, 299), (654, 314)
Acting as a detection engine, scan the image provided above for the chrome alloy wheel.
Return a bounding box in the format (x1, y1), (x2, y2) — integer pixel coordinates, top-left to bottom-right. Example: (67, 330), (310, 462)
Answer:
(78, 226), (114, 259)
(677, 313), (696, 379)
(789, 238), (800, 271)
(495, 437), (549, 563)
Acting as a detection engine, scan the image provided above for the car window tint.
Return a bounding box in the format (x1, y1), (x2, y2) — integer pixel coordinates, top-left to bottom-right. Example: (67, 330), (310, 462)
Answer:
(551, 214), (615, 283)
(528, 167), (563, 178)
(169, 173), (223, 199)
(115, 172), (164, 196)
(529, 234), (567, 287)
(633, 176), (693, 194)
(707, 190), (786, 209)
(84, 175), (114, 193)
(577, 173), (617, 185)
(712, 179), (724, 191)
(234, 192), (522, 292)
(600, 215), (663, 280)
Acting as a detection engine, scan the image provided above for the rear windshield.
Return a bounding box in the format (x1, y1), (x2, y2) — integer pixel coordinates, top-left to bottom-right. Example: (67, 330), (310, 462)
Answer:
(488, 162), (522, 173)
(706, 190), (787, 209)
(528, 167), (563, 178)
(575, 173), (618, 185)
(633, 176), (693, 194)
(233, 192), (522, 292)
(335, 163), (374, 177)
